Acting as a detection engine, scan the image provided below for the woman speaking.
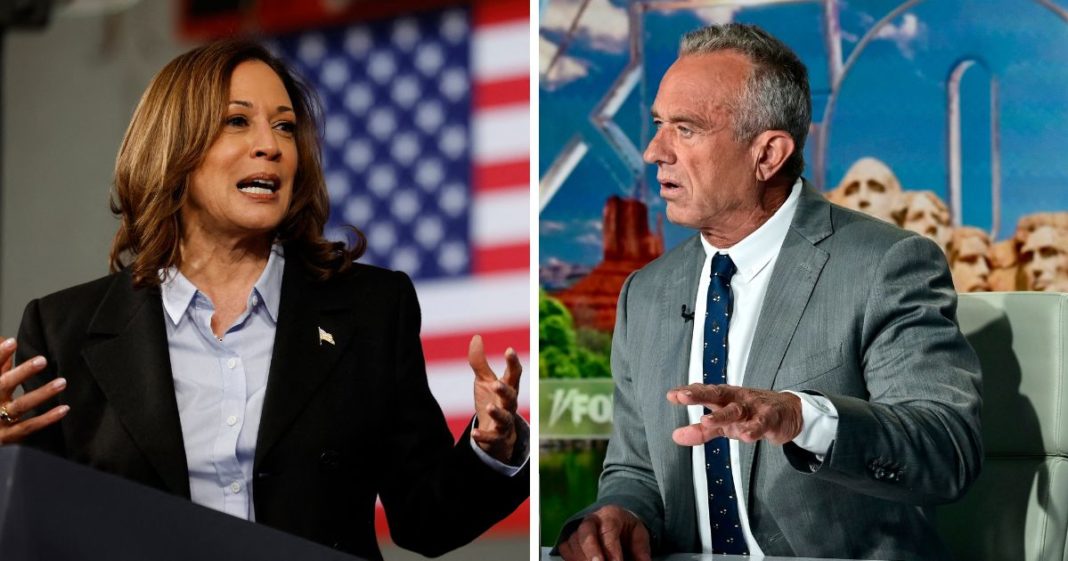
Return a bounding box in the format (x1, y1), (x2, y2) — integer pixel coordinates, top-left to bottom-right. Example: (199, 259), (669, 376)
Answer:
(0, 40), (528, 560)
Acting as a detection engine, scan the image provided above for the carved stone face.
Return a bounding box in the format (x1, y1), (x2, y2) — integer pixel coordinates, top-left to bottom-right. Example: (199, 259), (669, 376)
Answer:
(949, 227), (991, 292)
(830, 157), (903, 223)
(898, 191), (952, 251)
(1015, 213), (1068, 242)
(988, 239), (1017, 269)
(1019, 225), (1068, 291)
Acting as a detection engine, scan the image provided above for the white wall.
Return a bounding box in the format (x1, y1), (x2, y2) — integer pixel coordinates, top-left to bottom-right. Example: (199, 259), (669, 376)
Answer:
(1, 0), (187, 334)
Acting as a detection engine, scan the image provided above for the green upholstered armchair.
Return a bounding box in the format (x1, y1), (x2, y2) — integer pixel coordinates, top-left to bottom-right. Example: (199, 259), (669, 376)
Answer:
(938, 293), (1068, 561)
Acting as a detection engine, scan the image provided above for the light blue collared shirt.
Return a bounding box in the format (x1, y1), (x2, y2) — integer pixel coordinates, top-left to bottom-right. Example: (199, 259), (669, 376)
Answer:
(161, 244), (285, 520)
(161, 245), (527, 520)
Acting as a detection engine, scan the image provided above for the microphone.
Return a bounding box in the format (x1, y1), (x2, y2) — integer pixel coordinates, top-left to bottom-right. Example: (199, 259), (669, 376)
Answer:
(681, 305), (695, 321)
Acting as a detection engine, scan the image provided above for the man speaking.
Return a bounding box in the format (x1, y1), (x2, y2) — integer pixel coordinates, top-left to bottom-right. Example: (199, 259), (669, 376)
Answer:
(556, 23), (982, 561)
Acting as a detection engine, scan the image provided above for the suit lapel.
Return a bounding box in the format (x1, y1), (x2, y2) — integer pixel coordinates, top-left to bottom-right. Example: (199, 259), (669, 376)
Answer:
(650, 237), (705, 522)
(739, 182), (832, 503)
(81, 272), (190, 497)
(254, 260), (357, 467)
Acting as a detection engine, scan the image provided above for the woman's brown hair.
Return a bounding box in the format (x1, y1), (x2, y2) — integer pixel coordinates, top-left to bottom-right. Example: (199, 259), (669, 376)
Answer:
(109, 39), (365, 287)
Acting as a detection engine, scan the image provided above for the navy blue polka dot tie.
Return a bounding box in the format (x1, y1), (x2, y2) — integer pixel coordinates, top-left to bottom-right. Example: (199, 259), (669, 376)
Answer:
(703, 253), (747, 555)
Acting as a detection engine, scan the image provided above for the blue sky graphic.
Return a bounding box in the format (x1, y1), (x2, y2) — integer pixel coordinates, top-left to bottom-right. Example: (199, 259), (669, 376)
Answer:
(540, 0), (1068, 267)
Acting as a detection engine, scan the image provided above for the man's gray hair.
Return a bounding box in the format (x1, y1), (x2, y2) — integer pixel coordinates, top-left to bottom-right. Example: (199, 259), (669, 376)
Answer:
(680, 23), (811, 180)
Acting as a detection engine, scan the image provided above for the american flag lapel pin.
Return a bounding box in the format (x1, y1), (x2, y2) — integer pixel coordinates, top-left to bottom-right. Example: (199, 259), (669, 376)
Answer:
(319, 327), (335, 346)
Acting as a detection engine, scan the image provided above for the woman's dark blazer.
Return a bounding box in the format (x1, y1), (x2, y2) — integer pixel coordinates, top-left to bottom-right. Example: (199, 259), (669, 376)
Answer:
(15, 256), (528, 561)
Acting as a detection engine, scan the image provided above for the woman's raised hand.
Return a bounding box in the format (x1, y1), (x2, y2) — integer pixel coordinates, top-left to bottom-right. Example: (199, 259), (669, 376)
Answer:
(0, 337), (68, 445)
(467, 335), (522, 464)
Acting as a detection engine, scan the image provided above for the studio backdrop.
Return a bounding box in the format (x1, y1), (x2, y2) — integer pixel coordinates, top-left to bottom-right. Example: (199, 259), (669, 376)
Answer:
(537, 0), (1068, 545)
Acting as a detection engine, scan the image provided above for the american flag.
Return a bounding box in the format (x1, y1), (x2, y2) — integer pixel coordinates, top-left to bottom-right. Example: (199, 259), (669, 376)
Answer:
(268, 0), (530, 537)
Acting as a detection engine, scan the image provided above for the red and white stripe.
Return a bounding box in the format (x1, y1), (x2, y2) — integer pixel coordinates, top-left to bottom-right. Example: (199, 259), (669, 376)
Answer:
(470, 0), (530, 276)
(376, 0), (530, 537)
(419, 0), (529, 437)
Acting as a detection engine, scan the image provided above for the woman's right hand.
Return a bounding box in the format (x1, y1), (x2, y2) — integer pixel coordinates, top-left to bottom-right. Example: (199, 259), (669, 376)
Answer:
(0, 337), (68, 445)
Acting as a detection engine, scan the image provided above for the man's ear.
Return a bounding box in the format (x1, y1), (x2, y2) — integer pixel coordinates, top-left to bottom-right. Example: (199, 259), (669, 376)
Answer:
(752, 130), (795, 181)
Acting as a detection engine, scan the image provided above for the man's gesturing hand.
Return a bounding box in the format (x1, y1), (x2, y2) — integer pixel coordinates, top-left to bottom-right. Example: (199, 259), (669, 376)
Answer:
(667, 384), (803, 446)
(558, 505), (651, 561)
(468, 334), (522, 464)
(0, 337), (68, 445)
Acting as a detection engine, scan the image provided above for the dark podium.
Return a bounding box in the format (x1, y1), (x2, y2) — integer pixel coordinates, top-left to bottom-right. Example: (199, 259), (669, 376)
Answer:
(0, 446), (363, 560)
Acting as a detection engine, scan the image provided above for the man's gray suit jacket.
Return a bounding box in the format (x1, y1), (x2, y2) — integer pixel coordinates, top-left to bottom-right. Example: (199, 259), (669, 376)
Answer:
(563, 183), (983, 560)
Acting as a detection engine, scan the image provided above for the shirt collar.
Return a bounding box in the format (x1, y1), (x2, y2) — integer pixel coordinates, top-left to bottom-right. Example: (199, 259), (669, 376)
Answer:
(160, 267), (198, 326)
(700, 178), (802, 283)
(255, 244), (285, 322)
(160, 244), (285, 325)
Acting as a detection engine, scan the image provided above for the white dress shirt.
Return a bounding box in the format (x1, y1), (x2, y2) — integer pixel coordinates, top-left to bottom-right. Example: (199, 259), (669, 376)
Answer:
(686, 179), (838, 554)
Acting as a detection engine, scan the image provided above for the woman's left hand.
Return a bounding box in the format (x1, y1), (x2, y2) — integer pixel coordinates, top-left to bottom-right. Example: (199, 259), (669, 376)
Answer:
(467, 335), (522, 464)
